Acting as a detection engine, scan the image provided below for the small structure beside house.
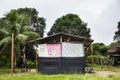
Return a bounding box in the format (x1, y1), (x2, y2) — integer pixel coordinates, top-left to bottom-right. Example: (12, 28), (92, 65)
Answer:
(30, 32), (93, 74)
(108, 44), (120, 66)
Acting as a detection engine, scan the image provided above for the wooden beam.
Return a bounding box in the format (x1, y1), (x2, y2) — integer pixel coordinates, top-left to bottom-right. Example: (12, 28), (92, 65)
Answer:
(53, 39), (56, 43)
(83, 40), (86, 45)
(67, 37), (71, 42)
(11, 33), (14, 76)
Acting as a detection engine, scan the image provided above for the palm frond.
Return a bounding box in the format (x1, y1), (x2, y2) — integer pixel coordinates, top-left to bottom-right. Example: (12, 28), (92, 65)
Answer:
(6, 10), (19, 24)
(23, 32), (39, 40)
(16, 34), (29, 45)
(0, 29), (10, 37)
(15, 23), (21, 34)
(0, 36), (11, 46)
(21, 25), (32, 32)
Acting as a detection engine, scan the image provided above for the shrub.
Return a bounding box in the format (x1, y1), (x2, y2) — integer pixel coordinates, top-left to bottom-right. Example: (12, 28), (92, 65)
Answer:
(86, 55), (112, 65)
(26, 60), (36, 68)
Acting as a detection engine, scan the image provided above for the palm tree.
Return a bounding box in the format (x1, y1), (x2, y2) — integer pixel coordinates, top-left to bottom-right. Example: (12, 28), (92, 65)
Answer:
(0, 18), (9, 55)
(0, 10), (39, 75)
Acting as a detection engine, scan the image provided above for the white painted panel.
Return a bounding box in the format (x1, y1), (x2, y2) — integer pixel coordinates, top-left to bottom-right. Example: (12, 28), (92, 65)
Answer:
(62, 43), (84, 57)
(38, 44), (48, 57)
(38, 44), (62, 57)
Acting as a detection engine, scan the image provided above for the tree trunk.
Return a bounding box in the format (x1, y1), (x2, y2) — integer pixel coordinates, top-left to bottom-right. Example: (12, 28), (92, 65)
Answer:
(22, 46), (27, 72)
(11, 33), (14, 76)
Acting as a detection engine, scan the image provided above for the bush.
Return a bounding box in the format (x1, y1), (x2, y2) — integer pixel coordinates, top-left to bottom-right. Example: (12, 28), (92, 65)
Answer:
(26, 60), (36, 68)
(0, 55), (10, 68)
(86, 55), (112, 65)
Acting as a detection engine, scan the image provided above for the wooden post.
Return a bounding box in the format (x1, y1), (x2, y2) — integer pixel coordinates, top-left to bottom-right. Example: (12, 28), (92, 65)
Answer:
(91, 44), (94, 69)
(11, 33), (14, 76)
(60, 36), (62, 43)
(35, 45), (38, 72)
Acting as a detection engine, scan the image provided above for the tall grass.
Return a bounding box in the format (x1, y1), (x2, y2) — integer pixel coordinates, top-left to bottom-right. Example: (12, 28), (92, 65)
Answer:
(0, 65), (120, 80)
(0, 65), (120, 75)
(0, 68), (22, 75)
(0, 73), (120, 80)
(86, 64), (120, 72)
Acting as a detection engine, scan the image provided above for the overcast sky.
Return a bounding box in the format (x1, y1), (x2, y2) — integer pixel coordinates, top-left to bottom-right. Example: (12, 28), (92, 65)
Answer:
(0, 0), (120, 45)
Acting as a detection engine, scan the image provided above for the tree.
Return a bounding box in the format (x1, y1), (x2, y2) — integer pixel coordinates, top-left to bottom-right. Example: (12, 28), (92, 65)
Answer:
(16, 8), (46, 63)
(48, 13), (91, 38)
(92, 43), (109, 55)
(17, 8), (46, 37)
(114, 22), (120, 42)
(86, 43), (111, 66)
(0, 10), (39, 75)
(0, 10), (39, 54)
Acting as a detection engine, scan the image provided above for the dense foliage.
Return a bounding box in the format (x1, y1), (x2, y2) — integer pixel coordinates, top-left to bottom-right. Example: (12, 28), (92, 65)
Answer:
(0, 9), (43, 67)
(114, 21), (120, 42)
(48, 13), (91, 38)
(87, 55), (111, 65)
(85, 43), (114, 66)
(17, 7), (46, 37)
(92, 43), (110, 55)
(16, 8), (46, 67)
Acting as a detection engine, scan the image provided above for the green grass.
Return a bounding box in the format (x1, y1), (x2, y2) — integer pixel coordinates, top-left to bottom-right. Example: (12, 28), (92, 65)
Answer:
(0, 68), (22, 75)
(1, 65), (119, 75)
(0, 68), (10, 75)
(86, 64), (120, 72)
(0, 65), (120, 80)
(0, 73), (120, 80)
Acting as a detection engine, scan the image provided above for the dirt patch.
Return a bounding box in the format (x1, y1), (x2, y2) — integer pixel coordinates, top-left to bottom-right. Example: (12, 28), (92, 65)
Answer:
(95, 71), (120, 77)
(8, 69), (37, 76)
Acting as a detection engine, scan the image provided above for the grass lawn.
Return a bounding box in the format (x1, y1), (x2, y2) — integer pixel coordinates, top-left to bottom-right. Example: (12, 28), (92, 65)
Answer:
(0, 65), (120, 80)
(0, 68), (21, 75)
(0, 73), (120, 80)
(86, 64), (120, 72)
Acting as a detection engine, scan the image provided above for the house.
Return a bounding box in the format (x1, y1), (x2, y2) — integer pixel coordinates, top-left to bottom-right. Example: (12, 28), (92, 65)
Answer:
(30, 32), (93, 74)
(108, 44), (120, 66)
